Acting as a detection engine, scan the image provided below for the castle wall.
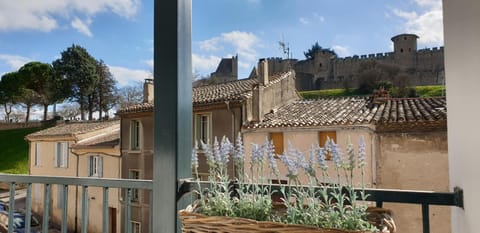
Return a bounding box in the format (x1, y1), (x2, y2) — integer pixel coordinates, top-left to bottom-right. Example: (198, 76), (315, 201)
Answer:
(291, 34), (445, 91)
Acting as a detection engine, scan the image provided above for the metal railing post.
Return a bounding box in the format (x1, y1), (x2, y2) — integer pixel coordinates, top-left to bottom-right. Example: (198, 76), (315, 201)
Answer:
(153, 0), (192, 232)
(422, 204), (430, 233)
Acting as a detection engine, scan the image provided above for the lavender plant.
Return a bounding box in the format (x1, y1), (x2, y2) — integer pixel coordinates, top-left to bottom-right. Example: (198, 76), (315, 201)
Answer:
(190, 134), (377, 232)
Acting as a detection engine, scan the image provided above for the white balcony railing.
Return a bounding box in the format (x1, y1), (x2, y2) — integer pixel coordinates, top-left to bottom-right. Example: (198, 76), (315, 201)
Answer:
(0, 174), (152, 233)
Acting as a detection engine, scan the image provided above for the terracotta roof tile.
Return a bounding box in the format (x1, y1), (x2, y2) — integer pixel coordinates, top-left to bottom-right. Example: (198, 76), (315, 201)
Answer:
(26, 120), (120, 139)
(117, 71), (293, 114)
(248, 97), (446, 129)
(72, 128), (120, 148)
(192, 78), (257, 105)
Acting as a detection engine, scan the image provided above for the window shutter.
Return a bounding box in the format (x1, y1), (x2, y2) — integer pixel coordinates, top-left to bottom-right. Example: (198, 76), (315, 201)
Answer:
(319, 131), (337, 160)
(87, 156), (92, 177)
(98, 157), (103, 178)
(270, 132), (284, 155)
(62, 142), (68, 168)
(54, 143), (58, 167)
(130, 122), (134, 149)
(35, 143), (41, 166)
(195, 115), (201, 144)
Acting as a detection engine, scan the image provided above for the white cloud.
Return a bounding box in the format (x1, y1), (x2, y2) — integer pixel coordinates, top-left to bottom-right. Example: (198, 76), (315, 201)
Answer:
(392, 0), (443, 45)
(199, 38), (221, 52)
(0, 54), (33, 71)
(313, 13), (325, 23)
(299, 17), (310, 25)
(144, 59), (154, 69)
(71, 17), (93, 37)
(192, 54), (221, 74)
(0, 0), (140, 35)
(196, 31), (261, 75)
(109, 65), (151, 86)
(332, 45), (350, 57)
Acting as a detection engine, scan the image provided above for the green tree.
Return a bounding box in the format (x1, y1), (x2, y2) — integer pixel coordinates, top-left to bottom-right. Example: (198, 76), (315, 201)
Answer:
(18, 62), (68, 121)
(303, 42), (336, 60)
(93, 60), (118, 119)
(357, 60), (400, 94)
(53, 44), (99, 120)
(0, 72), (22, 122)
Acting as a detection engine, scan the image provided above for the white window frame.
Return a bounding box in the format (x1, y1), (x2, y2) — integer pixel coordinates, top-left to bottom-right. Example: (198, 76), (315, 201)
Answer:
(88, 155), (103, 178)
(130, 120), (141, 151)
(34, 142), (41, 166)
(128, 170), (140, 202)
(54, 142), (68, 168)
(194, 112), (212, 146)
(131, 221), (141, 233)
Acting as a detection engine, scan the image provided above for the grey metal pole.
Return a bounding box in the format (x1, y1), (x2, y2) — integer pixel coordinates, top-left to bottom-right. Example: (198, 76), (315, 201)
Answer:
(153, 0), (192, 232)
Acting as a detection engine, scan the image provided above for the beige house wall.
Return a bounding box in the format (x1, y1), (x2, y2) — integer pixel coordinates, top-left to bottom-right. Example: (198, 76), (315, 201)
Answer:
(120, 114), (153, 233)
(29, 135), (121, 233)
(244, 128), (449, 233)
(242, 127), (376, 187)
(375, 131), (449, 233)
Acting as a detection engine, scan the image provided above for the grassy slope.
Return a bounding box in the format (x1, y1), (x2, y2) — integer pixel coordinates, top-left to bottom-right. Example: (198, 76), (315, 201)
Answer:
(299, 85), (446, 99)
(0, 127), (42, 174)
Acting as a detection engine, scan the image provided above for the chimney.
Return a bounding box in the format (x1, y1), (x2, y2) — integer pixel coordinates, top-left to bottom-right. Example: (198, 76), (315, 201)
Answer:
(143, 78), (154, 103)
(258, 59), (269, 85)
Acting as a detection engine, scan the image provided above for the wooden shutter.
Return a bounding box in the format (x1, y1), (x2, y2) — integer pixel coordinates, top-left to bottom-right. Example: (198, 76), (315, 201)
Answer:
(88, 156), (92, 177)
(62, 142), (68, 168)
(35, 143), (41, 166)
(99, 157), (103, 178)
(54, 143), (59, 167)
(319, 131), (337, 160)
(270, 132), (284, 155)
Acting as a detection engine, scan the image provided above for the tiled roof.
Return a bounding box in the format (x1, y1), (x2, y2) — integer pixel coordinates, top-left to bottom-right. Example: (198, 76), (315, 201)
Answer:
(247, 97), (447, 129)
(116, 103), (154, 115)
(117, 71), (293, 114)
(26, 120), (120, 139)
(72, 128), (120, 148)
(193, 71), (292, 105)
(193, 78), (257, 105)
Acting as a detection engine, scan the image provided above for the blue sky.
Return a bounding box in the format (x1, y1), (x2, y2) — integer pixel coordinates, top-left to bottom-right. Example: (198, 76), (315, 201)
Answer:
(0, 0), (443, 85)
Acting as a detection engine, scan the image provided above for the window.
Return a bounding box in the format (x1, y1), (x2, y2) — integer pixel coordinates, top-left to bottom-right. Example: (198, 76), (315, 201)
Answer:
(195, 113), (212, 145)
(319, 131), (337, 160)
(131, 221), (141, 233)
(35, 142), (41, 166)
(269, 132), (284, 156)
(54, 142), (68, 168)
(128, 170), (140, 202)
(57, 185), (64, 209)
(130, 120), (141, 150)
(88, 155), (103, 177)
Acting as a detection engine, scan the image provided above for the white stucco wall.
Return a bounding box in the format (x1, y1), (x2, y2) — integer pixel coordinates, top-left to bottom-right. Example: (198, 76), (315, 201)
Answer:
(443, 0), (480, 232)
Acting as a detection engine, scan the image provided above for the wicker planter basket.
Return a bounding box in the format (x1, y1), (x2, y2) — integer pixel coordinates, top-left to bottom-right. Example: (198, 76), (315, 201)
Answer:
(179, 210), (372, 233)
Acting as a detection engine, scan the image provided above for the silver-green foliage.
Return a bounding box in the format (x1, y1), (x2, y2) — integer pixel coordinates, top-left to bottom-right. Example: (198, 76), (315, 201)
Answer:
(191, 134), (377, 231)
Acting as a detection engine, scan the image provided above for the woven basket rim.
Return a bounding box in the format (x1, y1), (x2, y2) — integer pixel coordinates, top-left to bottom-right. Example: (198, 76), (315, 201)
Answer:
(179, 210), (373, 233)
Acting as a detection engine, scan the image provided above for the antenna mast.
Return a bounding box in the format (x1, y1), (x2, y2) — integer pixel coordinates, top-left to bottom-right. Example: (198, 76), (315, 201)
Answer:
(278, 35), (291, 59)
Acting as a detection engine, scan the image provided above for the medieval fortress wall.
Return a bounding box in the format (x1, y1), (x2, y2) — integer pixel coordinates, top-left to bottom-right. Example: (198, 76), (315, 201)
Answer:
(209, 34), (444, 91)
(269, 34), (445, 91)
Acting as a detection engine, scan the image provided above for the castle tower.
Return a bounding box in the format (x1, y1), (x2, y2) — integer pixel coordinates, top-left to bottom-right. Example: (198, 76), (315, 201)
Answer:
(391, 34), (419, 69)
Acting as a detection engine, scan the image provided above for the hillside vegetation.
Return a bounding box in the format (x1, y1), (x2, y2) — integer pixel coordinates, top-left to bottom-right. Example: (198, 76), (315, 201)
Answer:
(299, 85), (446, 99)
(0, 127), (42, 174)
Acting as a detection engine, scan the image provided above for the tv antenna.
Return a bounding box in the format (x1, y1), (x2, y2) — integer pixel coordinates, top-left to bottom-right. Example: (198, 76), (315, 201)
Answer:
(278, 35), (291, 59)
